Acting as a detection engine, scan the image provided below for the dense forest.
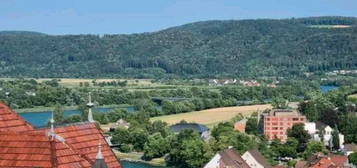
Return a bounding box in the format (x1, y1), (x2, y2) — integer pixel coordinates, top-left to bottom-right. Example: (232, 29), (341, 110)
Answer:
(1, 16), (357, 78)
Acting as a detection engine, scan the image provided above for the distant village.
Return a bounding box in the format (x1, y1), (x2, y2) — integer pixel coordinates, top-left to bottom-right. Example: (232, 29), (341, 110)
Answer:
(201, 108), (356, 168)
(208, 79), (278, 88)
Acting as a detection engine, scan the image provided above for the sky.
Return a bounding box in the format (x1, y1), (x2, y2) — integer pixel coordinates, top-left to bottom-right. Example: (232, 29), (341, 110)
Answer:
(1, 0), (357, 35)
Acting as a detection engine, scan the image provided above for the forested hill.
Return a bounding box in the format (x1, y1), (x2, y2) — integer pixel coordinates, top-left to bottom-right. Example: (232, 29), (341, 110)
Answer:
(1, 16), (357, 78)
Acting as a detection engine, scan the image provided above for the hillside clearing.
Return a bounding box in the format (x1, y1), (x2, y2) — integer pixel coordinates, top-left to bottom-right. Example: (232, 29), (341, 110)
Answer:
(150, 104), (272, 127)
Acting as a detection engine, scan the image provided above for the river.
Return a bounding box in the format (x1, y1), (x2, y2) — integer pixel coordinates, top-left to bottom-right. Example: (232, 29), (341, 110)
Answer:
(121, 161), (168, 168)
(320, 85), (339, 93)
(19, 106), (135, 127)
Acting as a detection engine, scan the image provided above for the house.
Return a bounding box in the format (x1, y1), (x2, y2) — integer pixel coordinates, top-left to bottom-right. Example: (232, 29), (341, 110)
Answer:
(304, 122), (320, 141)
(209, 79), (238, 86)
(315, 121), (345, 149)
(295, 153), (350, 168)
(0, 103), (122, 168)
(263, 109), (306, 141)
(204, 147), (250, 168)
(105, 119), (131, 132)
(343, 143), (357, 156)
(234, 119), (248, 133)
(170, 122), (210, 140)
(242, 149), (272, 168)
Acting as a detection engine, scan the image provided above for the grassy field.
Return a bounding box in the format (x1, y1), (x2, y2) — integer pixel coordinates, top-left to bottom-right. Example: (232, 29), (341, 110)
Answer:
(308, 25), (351, 28)
(151, 104), (272, 127)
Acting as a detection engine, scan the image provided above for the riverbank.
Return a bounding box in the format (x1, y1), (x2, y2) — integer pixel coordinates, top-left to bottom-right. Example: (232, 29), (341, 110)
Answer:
(14, 104), (131, 113)
(115, 150), (166, 167)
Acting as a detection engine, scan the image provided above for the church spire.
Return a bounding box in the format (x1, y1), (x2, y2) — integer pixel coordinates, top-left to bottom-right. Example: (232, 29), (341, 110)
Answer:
(87, 92), (95, 123)
(96, 141), (104, 159)
(48, 111), (55, 140)
(92, 140), (108, 168)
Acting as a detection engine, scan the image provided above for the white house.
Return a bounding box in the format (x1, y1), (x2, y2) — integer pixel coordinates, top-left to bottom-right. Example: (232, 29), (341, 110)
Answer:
(314, 122), (345, 149)
(304, 122), (321, 141)
(204, 153), (221, 168)
(242, 149), (272, 168)
(204, 147), (250, 168)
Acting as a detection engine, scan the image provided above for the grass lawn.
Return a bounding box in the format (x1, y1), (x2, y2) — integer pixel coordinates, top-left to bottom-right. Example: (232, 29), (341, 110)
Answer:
(151, 104), (272, 127)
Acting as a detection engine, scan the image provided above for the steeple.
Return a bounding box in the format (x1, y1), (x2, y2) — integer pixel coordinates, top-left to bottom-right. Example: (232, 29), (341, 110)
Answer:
(92, 140), (108, 168)
(47, 111), (65, 143)
(96, 141), (103, 159)
(49, 112), (55, 140)
(87, 92), (95, 123)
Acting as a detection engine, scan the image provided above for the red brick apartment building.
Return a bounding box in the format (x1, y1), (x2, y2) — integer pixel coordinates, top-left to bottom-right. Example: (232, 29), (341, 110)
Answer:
(263, 109), (306, 141)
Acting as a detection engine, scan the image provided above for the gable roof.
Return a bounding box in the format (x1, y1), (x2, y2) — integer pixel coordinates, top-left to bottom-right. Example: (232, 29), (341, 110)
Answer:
(343, 143), (357, 152)
(0, 131), (92, 168)
(30, 122), (121, 168)
(329, 155), (348, 167)
(219, 148), (250, 168)
(296, 154), (349, 168)
(315, 121), (328, 131)
(246, 149), (272, 168)
(0, 103), (34, 132)
(170, 123), (209, 134)
(0, 103), (121, 168)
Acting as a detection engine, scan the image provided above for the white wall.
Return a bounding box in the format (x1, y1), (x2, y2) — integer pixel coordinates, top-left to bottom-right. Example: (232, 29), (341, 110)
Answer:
(242, 151), (264, 168)
(304, 122), (317, 135)
(204, 153), (221, 168)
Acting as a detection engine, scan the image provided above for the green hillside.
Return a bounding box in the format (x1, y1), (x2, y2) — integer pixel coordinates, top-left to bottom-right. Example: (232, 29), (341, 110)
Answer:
(0, 16), (356, 78)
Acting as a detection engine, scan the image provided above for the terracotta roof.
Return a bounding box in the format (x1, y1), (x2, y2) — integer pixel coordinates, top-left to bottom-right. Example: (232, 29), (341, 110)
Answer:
(0, 103), (34, 132)
(296, 154), (349, 168)
(219, 148), (250, 168)
(0, 103), (121, 168)
(0, 131), (92, 168)
(29, 122), (121, 168)
(295, 161), (307, 168)
(273, 165), (287, 168)
(246, 149), (272, 168)
(329, 155), (348, 168)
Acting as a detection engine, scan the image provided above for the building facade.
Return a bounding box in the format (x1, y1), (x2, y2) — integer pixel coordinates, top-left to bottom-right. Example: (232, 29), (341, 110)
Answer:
(263, 109), (306, 141)
(242, 149), (272, 168)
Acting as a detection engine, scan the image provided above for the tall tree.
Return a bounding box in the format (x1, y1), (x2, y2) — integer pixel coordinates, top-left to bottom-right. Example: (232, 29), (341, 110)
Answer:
(54, 104), (64, 123)
(287, 123), (311, 152)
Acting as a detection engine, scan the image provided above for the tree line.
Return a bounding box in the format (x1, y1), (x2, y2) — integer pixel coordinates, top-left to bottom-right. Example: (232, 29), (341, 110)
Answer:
(0, 17), (357, 78)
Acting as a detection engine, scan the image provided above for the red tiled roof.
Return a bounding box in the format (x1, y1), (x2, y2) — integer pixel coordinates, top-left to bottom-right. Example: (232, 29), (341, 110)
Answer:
(329, 155), (348, 168)
(0, 131), (92, 168)
(0, 103), (121, 168)
(33, 123), (121, 168)
(0, 103), (34, 132)
(297, 154), (349, 168)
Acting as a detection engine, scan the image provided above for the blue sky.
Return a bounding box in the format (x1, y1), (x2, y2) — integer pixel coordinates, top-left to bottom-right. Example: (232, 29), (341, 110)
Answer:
(1, 0), (357, 35)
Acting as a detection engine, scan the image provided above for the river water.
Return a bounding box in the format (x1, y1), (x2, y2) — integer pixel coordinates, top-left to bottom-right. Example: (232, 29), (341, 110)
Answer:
(320, 85), (339, 93)
(121, 161), (168, 168)
(19, 106), (135, 127)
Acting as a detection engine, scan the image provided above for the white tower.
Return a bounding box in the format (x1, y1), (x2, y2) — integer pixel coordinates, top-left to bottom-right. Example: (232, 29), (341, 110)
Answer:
(87, 92), (95, 123)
